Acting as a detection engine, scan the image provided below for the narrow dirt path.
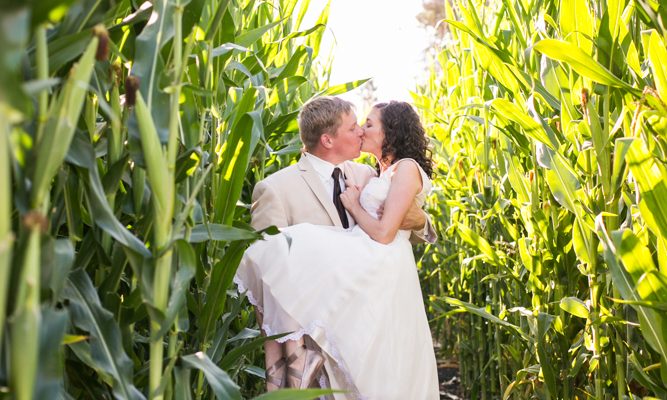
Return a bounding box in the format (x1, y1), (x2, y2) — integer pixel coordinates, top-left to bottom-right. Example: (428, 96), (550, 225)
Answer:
(438, 359), (463, 399)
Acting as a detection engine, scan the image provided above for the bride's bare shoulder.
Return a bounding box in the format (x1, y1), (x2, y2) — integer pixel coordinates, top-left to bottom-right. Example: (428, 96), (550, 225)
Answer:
(391, 159), (423, 190)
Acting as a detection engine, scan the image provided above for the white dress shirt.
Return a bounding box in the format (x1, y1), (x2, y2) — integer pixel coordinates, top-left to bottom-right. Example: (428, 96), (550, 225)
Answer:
(303, 153), (355, 227)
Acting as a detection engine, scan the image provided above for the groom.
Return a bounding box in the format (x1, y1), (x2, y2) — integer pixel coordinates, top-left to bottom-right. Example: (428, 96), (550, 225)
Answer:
(250, 96), (436, 390)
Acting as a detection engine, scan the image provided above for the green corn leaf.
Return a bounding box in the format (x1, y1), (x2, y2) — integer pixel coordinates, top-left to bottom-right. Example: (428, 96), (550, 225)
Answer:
(235, 19), (284, 48)
(559, 0), (594, 55)
(506, 155), (530, 203)
(626, 138), (667, 239)
(294, 0), (312, 29)
(64, 270), (145, 400)
(66, 133), (151, 257)
(573, 217), (595, 265)
(35, 308), (68, 400)
(277, 23), (325, 44)
(489, 99), (555, 149)
(560, 297), (590, 319)
(533, 39), (638, 93)
(538, 145), (581, 214)
(611, 137), (633, 190)
(0, 8), (30, 113)
(277, 46), (311, 80)
(536, 312), (558, 395)
(609, 297), (667, 311)
(606, 0), (624, 42)
(184, 224), (260, 243)
(204, 0), (231, 41)
(130, 0), (174, 143)
(617, 227), (657, 282)
(635, 270), (667, 303)
(181, 352), (241, 400)
(215, 112), (258, 225)
(43, 238), (75, 300)
(152, 240), (196, 340)
(648, 30), (667, 102)
(219, 333), (284, 370)
(596, 220), (667, 366)
(442, 297), (528, 341)
(46, 30), (90, 76)
(456, 224), (501, 266)
(317, 79), (370, 96)
(304, 0), (330, 57)
(207, 289), (247, 365)
(31, 36), (98, 208)
(472, 43), (520, 95)
(199, 241), (247, 343)
(500, 0), (527, 49)
(628, 352), (667, 397)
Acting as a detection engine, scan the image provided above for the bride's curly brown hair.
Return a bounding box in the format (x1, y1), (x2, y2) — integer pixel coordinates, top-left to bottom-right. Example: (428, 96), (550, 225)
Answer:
(374, 101), (433, 178)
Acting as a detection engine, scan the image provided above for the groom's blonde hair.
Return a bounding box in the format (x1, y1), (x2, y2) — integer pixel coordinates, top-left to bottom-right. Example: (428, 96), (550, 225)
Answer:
(298, 96), (354, 151)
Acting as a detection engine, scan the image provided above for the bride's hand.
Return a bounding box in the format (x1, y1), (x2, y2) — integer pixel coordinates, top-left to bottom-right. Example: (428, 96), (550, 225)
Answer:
(340, 183), (362, 211)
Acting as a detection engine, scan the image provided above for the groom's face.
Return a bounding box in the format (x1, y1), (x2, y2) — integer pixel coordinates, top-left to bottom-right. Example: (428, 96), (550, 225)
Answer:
(330, 111), (363, 161)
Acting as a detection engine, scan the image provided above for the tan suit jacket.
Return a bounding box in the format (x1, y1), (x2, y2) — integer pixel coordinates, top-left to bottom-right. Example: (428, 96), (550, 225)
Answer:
(251, 156), (436, 243)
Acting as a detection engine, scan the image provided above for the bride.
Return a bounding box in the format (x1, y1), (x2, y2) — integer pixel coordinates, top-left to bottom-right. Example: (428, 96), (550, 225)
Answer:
(235, 101), (439, 399)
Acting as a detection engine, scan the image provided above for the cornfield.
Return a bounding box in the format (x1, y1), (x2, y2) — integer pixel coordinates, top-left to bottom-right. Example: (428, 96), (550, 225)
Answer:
(416, 0), (667, 398)
(2, 0), (667, 398)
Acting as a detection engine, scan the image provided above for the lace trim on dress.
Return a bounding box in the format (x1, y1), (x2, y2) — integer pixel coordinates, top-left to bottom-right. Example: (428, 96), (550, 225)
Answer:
(233, 279), (365, 400)
(233, 275), (263, 314)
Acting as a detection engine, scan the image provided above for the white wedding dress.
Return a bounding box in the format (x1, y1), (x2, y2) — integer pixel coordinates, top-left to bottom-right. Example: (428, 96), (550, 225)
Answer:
(235, 159), (439, 400)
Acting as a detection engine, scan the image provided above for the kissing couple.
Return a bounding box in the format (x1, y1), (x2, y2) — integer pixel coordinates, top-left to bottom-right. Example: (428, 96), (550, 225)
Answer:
(235, 96), (440, 399)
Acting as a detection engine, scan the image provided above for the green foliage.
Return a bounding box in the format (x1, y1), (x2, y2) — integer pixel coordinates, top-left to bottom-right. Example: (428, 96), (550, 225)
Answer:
(416, 0), (667, 398)
(0, 0), (367, 398)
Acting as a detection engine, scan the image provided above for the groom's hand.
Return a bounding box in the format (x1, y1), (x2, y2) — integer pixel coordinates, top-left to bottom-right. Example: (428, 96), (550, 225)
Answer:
(400, 202), (427, 231)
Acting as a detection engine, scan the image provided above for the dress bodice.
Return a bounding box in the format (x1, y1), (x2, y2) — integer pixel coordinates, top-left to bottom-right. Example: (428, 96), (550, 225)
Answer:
(359, 159), (431, 220)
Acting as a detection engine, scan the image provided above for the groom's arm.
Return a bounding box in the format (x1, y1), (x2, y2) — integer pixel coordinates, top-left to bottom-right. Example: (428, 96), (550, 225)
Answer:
(409, 213), (437, 244)
(401, 203), (437, 244)
(250, 180), (288, 231)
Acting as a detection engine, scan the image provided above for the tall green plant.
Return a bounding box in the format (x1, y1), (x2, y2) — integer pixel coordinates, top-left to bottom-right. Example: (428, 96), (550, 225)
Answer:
(417, 0), (667, 397)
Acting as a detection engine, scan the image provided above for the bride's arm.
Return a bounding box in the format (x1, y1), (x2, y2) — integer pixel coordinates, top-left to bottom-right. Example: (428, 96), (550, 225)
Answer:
(340, 161), (422, 244)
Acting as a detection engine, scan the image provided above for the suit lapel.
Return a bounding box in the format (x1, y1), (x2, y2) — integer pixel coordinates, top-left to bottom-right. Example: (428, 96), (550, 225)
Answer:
(298, 156), (343, 227)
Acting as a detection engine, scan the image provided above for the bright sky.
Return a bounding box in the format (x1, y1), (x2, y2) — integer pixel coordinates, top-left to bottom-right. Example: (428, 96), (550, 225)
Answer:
(303, 0), (432, 116)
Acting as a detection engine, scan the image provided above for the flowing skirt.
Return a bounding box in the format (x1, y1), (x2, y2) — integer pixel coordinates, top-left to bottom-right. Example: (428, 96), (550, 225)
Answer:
(235, 223), (439, 400)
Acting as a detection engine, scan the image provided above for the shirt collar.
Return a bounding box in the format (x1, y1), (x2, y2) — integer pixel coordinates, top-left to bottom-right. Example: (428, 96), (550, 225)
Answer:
(304, 152), (344, 180)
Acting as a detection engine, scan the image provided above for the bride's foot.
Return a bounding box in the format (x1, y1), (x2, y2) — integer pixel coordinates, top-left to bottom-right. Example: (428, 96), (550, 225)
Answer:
(265, 357), (287, 391)
(286, 344), (324, 389)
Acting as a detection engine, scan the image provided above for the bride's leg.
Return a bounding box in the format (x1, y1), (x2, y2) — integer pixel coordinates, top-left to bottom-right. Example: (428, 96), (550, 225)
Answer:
(257, 308), (286, 391)
(284, 337), (324, 388)
(264, 340), (285, 391)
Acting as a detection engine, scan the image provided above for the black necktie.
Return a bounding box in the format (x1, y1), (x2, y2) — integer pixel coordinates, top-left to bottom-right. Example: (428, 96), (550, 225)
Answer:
(332, 167), (349, 228)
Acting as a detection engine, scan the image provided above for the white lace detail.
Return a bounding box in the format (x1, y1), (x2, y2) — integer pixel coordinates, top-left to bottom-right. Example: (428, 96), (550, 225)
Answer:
(233, 275), (263, 314)
(233, 280), (364, 399)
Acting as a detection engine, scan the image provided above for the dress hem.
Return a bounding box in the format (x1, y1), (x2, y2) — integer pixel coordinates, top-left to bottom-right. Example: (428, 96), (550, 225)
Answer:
(233, 276), (364, 399)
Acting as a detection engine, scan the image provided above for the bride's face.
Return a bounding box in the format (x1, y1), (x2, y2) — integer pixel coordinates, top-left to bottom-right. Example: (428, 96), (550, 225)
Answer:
(361, 107), (385, 157)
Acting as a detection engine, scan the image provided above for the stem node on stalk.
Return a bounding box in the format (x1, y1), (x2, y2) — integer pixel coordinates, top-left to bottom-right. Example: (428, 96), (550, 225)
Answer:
(93, 24), (109, 62)
(22, 211), (47, 233)
(125, 76), (140, 107)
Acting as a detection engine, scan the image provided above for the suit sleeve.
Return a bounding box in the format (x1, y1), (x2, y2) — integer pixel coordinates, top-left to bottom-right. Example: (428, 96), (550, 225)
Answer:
(409, 213), (437, 244)
(250, 180), (288, 231)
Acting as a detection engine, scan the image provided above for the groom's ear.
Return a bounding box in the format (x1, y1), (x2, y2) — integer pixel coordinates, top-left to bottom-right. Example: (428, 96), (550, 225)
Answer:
(320, 134), (334, 149)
